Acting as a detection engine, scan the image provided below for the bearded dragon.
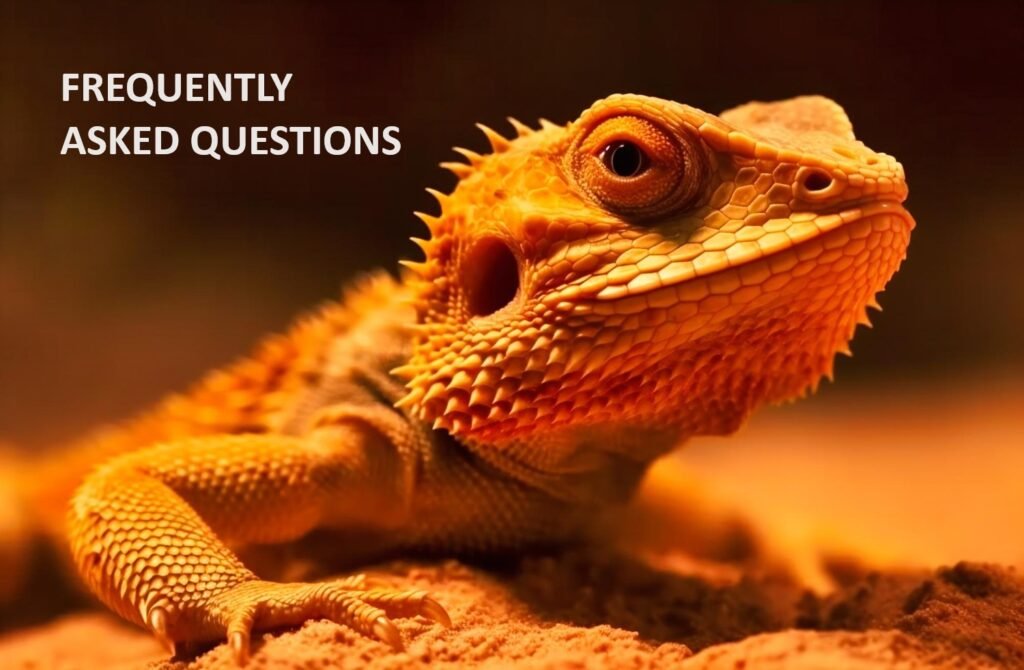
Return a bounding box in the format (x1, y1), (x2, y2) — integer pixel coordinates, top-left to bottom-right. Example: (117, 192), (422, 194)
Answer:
(33, 94), (911, 663)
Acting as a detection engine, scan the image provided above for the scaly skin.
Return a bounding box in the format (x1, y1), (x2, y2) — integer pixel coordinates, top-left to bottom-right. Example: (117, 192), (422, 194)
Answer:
(63, 94), (912, 662)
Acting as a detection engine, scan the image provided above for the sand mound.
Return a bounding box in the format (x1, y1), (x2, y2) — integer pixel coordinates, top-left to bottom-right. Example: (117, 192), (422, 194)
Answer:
(2, 551), (1021, 669)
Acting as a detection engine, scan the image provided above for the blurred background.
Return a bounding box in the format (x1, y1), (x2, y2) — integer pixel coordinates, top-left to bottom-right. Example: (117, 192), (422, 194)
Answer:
(1, 2), (1022, 565)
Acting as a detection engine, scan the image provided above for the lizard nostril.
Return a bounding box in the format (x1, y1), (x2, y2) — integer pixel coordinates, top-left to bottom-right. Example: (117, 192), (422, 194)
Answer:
(462, 236), (520, 317)
(802, 170), (833, 193)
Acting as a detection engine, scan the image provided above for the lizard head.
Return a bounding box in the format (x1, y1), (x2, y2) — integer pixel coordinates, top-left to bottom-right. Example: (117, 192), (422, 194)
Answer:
(395, 94), (913, 444)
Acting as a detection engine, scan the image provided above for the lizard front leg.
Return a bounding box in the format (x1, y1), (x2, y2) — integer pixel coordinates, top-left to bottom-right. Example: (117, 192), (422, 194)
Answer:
(67, 411), (449, 662)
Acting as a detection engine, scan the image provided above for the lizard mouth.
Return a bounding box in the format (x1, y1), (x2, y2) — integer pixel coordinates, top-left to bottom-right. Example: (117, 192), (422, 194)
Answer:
(829, 199), (915, 229)
(578, 200), (915, 305)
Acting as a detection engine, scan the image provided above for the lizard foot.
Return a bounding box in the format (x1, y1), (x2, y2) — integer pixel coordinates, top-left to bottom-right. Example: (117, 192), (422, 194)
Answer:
(148, 575), (451, 664)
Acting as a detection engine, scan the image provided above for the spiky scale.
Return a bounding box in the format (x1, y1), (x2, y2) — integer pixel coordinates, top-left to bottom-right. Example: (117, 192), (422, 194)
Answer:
(444, 395), (466, 416)
(449, 370), (474, 391)
(506, 117), (533, 137)
(475, 123), (511, 152)
(425, 187), (450, 208)
(398, 260), (431, 277)
(423, 382), (447, 403)
(452, 146), (483, 165)
(469, 386), (494, 407)
(493, 384), (515, 404)
(474, 368), (500, 387)
(409, 237), (432, 254)
(440, 161), (473, 178)
(509, 397), (531, 416)
(412, 211), (442, 237)
(541, 364), (564, 384)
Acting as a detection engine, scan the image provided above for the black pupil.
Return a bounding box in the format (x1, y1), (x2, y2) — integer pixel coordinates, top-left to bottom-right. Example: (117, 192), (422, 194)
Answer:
(604, 141), (646, 177)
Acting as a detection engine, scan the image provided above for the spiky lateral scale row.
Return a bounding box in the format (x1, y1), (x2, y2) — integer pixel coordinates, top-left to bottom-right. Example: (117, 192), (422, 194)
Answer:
(36, 273), (405, 498)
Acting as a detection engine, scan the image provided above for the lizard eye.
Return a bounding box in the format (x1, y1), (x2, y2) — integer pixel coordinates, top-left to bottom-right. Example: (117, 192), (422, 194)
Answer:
(568, 114), (706, 220)
(601, 140), (648, 178)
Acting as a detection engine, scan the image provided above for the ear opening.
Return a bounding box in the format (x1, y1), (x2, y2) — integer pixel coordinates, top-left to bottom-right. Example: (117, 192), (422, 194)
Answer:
(462, 236), (520, 317)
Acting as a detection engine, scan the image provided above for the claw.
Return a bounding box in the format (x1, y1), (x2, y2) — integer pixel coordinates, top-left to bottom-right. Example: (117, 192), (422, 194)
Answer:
(372, 615), (404, 651)
(229, 630), (250, 665)
(420, 596), (452, 628)
(148, 606), (176, 655)
(226, 602), (256, 665)
(149, 605), (167, 635)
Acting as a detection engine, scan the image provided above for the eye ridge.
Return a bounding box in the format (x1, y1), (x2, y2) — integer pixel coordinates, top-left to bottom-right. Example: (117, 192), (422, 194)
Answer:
(601, 140), (648, 178)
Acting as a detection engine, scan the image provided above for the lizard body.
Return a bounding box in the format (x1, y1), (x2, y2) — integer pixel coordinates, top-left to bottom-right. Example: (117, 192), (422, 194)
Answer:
(55, 94), (911, 661)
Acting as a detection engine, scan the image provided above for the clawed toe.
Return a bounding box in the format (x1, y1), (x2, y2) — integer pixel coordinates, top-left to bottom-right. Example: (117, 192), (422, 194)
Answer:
(420, 595), (452, 627)
(143, 579), (451, 664)
(154, 579), (455, 664)
(148, 606), (177, 656)
(359, 591), (452, 650)
(229, 630), (250, 665)
(351, 587), (452, 651)
(226, 606), (257, 664)
(358, 588), (453, 627)
(371, 615), (404, 650)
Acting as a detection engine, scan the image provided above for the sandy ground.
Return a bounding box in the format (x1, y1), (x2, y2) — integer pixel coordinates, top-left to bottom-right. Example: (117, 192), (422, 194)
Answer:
(2, 379), (1023, 669)
(1, 554), (1020, 669)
